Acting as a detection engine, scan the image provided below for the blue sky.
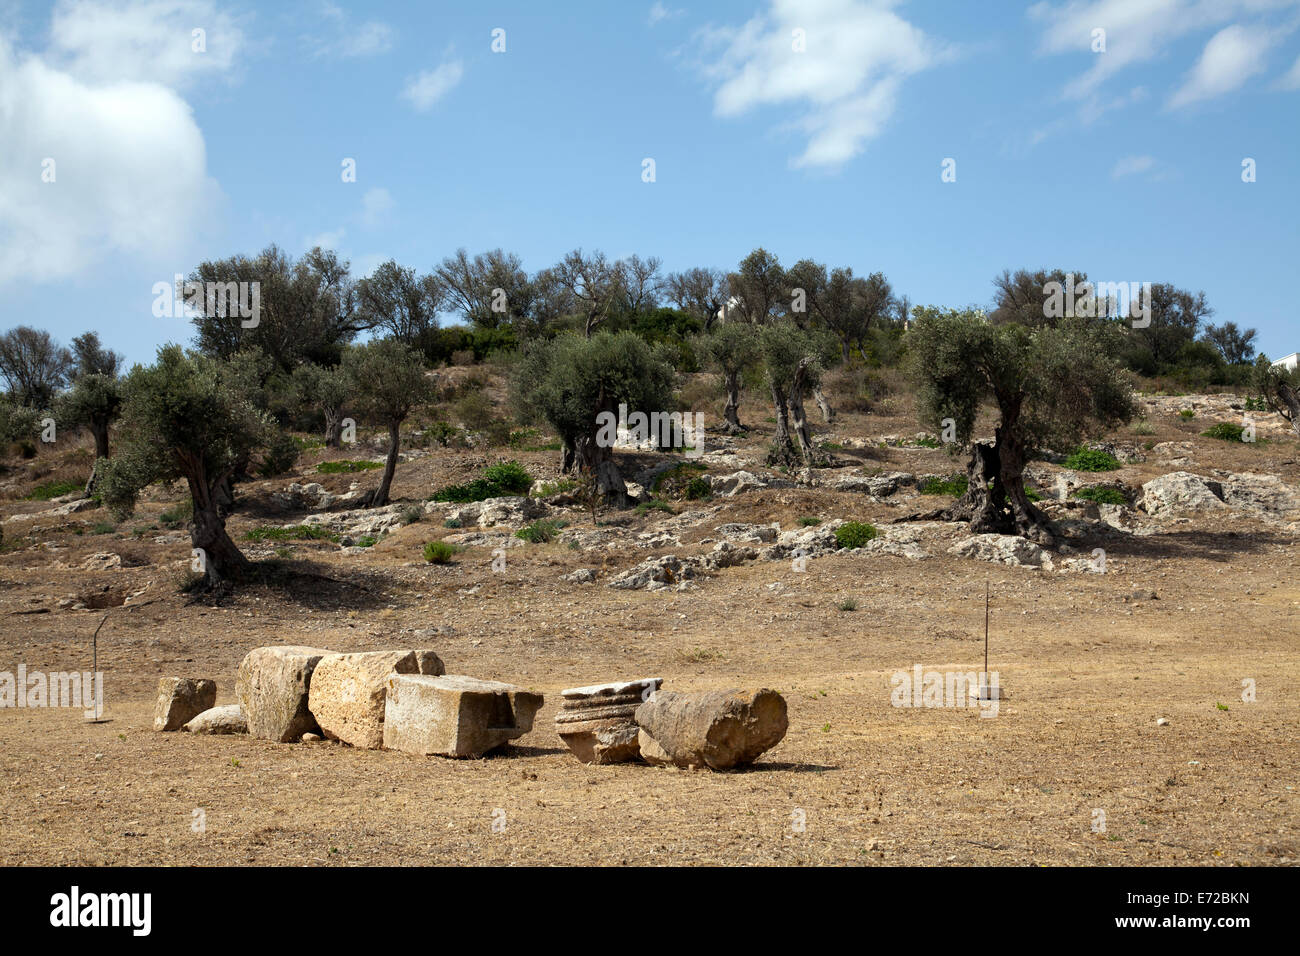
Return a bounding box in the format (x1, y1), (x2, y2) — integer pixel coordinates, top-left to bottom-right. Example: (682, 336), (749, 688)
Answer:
(2, 0), (1298, 364)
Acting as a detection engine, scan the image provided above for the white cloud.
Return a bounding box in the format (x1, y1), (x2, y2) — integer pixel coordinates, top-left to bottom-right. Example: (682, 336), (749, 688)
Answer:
(401, 59), (463, 111)
(695, 0), (947, 169)
(1111, 154), (1157, 178)
(306, 2), (393, 58)
(0, 14), (222, 287)
(1276, 50), (1300, 87)
(1168, 23), (1277, 106)
(304, 228), (346, 251)
(1030, 0), (1299, 100)
(360, 188), (394, 228)
(48, 0), (246, 89)
(648, 3), (682, 26)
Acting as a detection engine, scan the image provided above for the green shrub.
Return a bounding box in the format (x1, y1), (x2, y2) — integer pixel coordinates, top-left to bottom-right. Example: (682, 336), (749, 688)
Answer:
(1063, 447), (1121, 472)
(318, 459), (383, 474)
(257, 430), (301, 478)
(652, 462), (708, 500)
(919, 474), (968, 496)
(443, 517), (462, 528)
(355, 535), (378, 548)
(26, 479), (81, 501)
(432, 460), (533, 503)
(838, 597), (858, 611)
(1074, 486), (1127, 506)
(244, 524), (339, 543)
(90, 521), (116, 535)
(514, 518), (566, 543)
(834, 521), (878, 549)
(798, 516), (821, 527)
(532, 478), (576, 497)
(1178, 408), (1196, 419)
(160, 499), (193, 529)
(1131, 419), (1155, 436)
(684, 476), (712, 500)
(635, 499), (674, 515)
(423, 540), (458, 564)
(1201, 422), (1248, 443)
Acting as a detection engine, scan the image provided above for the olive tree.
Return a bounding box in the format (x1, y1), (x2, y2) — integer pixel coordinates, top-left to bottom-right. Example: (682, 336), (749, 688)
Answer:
(511, 331), (675, 506)
(757, 321), (836, 466)
(97, 346), (277, 586)
(292, 362), (350, 448)
(694, 322), (760, 432)
(1253, 355), (1300, 437)
(341, 339), (432, 506)
(908, 306), (1136, 543)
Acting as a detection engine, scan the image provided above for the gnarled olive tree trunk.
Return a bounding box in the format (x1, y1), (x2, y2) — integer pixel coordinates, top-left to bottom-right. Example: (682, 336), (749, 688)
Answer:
(324, 406), (343, 449)
(722, 370), (743, 432)
(767, 383), (800, 466)
(369, 421), (401, 507)
(788, 358), (817, 464)
(183, 458), (251, 587)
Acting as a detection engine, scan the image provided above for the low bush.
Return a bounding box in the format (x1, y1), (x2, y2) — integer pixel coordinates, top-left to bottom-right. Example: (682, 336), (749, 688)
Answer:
(834, 521), (878, 549)
(1074, 486), (1127, 506)
(1063, 448), (1121, 472)
(423, 540), (458, 564)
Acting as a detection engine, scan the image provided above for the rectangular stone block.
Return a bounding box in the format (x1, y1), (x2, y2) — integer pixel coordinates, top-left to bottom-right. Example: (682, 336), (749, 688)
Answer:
(382, 674), (543, 758)
(308, 649), (443, 749)
(153, 677), (216, 731)
(236, 645), (335, 742)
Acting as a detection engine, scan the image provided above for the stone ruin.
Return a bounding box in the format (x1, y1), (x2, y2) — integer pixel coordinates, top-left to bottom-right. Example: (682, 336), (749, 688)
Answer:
(153, 645), (788, 770)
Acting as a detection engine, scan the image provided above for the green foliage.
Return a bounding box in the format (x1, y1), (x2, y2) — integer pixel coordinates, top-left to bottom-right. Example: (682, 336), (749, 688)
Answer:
(634, 499), (674, 515)
(443, 518), (462, 528)
(909, 306), (1136, 454)
(26, 479), (81, 501)
(838, 597), (858, 612)
(159, 499), (193, 528)
(1179, 408), (1196, 419)
(256, 430), (301, 478)
(1063, 447), (1121, 471)
(341, 338), (433, 428)
(423, 540), (459, 564)
(834, 522), (879, 549)
(684, 476), (712, 500)
(355, 535), (378, 548)
(798, 516), (821, 526)
(510, 330), (676, 451)
(1131, 419), (1155, 435)
(0, 399), (42, 447)
(514, 518), (567, 543)
(1201, 422), (1250, 443)
(1074, 486), (1127, 505)
(431, 460), (533, 503)
(90, 521), (116, 535)
(244, 524), (338, 543)
(96, 345), (277, 522)
(531, 478), (576, 497)
(318, 459), (383, 474)
(919, 474), (968, 496)
(651, 462), (708, 500)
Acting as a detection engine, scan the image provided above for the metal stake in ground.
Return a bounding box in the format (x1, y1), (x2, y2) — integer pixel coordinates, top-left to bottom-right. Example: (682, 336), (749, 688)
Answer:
(87, 613), (110, 722)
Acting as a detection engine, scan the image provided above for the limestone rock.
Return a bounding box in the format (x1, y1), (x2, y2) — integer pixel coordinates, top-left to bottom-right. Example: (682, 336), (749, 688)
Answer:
(182, 704), (247, 735)
(308, 649), (445, 749)
(707, 470), (767, 497)
(1220, 473), (1300, 518)
(948, 534), (1054, 570)
(235, 645), (336, 742)
(1139, 472), (1226, 516)
(153, 677), (217, 731)
(555, 678), (662, 764)
(382, 674), (544, 758)
(635, 688), (788, 770)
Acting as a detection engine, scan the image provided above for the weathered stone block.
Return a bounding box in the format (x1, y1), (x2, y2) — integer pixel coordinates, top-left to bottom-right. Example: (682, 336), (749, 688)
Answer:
(555, 677), (661, 764)
(182, 703), (247, 735)
(153, 677), (216, 732)
(382, 674), (543, 758)
(235, 645), (335, 742)
(308, 649), (443, 749)
(635, 688), (788, 770)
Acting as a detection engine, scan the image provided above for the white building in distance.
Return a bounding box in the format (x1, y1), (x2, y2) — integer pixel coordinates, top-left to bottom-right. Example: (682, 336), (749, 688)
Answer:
(1272, 352), (1299, 372)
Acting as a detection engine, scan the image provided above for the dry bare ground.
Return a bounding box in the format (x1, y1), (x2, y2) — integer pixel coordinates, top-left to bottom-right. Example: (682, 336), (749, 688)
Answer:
(1, 374), (1296, 866)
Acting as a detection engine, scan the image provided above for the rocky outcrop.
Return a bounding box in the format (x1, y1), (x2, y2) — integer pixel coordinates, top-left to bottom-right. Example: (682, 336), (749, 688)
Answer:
(949, 534), (1054, 570)
(635, 688), (788, 770)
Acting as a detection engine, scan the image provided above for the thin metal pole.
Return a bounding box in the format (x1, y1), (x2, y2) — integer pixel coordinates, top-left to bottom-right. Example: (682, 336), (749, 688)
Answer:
(984, 579), (990, 681)
(91, 614), (108, 719)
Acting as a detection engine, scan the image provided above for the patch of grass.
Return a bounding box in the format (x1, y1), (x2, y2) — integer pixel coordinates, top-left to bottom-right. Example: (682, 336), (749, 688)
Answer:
(635, 499), (675, 515)
(1074, 486), (1127, 506)
(1063, 447), (1121, 472)
(798, 516), (821, 527)
(292, 435), (325, 450)
(912, 436), (941, 449)
(423, 540), (459, 564)
(652, 461), (709, 500)
(683, 476), (712, 500)
(244, 524), (339, 543)
(318, 459), (383, 474)
(531, 478), (576, 498)
(514, 518), (567, 544)
(1131, 419), (1155, 436)
(26, 479), (81, 501)
(1178, 408), (1196, 419)
(431, 460), (533, 503)
(355, 535), (378, 548)
(160, 499), (193, 529)
(838, 597), (857, 611)
(443, 517), (462, 529)
(834, 521), (878, 549)
(820, 440), (845, 452)
(1201, 422), (1248, 443)
(678, 648), (724, 664)
(919, 474), (968, 496)
(90, 521), (116, 535)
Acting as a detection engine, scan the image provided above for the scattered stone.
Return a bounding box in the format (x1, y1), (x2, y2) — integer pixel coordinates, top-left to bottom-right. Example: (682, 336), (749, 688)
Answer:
(182, 704), (246, 735)
(948, 534), (1054, 570)
(153, 677), (217, 732)
(1156, 717), (1170, 727)
(563, 568), (598, 584)
(834, 471), (915, 497)
(382, 674), (544, 758)
(607, 554), (698, 591)
(301, 732), (322, 742)
(235, 645), (336, 743)
(707, 471), (767, 497)
(308, 649), (445, 749)
(80, 552), (122, 571)
(635, 688), (788, 770)
(714, 522), (778, 544)
(555, 678), (662, 764)
(1220, 473), (1300, 519)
